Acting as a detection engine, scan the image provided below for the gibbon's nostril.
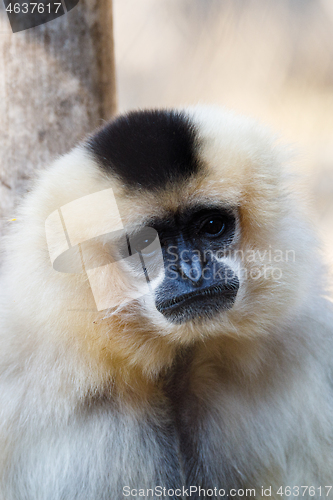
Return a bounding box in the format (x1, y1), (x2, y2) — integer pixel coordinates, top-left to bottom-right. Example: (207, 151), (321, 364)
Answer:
(179, 256), (203, 284)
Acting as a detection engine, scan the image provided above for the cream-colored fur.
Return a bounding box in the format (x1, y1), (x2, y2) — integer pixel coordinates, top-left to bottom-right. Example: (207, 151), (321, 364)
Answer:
(0, 106), (332, 499)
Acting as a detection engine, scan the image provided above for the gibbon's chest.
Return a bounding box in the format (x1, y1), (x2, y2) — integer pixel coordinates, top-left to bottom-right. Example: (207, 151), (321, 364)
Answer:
(73, 388), (246, 499)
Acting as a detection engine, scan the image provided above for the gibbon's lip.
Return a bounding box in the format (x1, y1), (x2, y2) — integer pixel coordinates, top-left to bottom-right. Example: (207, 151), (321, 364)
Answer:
(156, 280), (239, 314)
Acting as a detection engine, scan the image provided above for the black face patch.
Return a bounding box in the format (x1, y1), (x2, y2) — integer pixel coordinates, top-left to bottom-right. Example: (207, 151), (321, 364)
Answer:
(86, 109), (201, 190)
(133, 205), (239, 324)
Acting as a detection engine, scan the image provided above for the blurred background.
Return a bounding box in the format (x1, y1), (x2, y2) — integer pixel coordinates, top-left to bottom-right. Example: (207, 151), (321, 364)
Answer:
(113, 0), (333, 267)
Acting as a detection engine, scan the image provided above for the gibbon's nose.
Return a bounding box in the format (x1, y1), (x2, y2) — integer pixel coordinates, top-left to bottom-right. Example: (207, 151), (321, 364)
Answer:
(178, 249), (203, 284)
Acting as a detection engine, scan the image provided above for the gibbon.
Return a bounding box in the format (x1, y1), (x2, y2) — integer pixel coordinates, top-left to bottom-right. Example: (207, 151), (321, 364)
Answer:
(0, 106), (332, 500)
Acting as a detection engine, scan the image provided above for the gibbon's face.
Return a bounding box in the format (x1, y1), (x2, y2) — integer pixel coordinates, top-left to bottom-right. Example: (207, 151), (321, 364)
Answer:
(86, 109), (243, 326)
(120, 204), (239, 325)
(44, 106), (305, 341)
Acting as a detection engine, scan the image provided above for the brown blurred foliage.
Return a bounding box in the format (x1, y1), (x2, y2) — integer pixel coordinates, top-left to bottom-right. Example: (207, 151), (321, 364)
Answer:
(114, 0), (333, 266)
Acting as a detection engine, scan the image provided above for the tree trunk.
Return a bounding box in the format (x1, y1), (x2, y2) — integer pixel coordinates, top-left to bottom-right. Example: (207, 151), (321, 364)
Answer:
(0, 0), (117, 236)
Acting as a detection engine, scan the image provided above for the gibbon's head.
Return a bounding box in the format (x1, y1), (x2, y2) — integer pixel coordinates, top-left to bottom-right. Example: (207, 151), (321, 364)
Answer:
(2, 106), (315, 377)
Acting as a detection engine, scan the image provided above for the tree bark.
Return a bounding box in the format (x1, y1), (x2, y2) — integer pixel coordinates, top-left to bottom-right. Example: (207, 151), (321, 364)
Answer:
(0, 0), (117, 236)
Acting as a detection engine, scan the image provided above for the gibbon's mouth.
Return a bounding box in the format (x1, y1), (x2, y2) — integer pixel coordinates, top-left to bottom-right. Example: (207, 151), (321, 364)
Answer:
(155, 279), (239, 323)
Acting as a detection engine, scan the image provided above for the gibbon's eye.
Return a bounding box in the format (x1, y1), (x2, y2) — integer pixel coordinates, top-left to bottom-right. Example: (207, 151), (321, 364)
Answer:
(199, 216), (225, 237)
(129, 228), (158, 256)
